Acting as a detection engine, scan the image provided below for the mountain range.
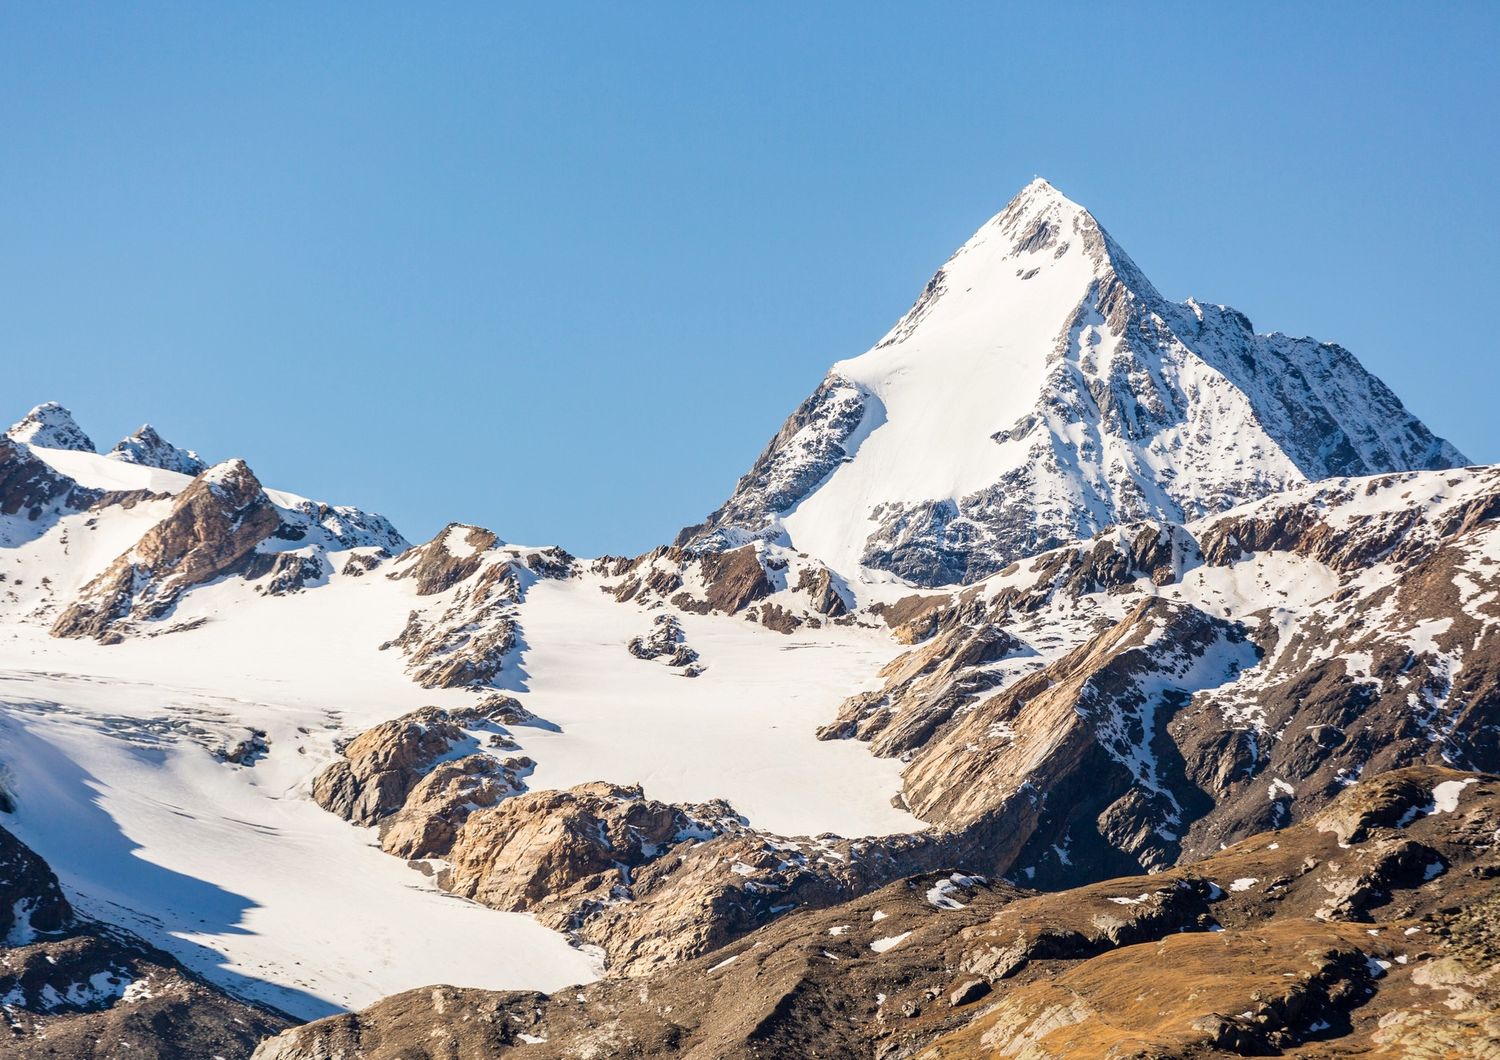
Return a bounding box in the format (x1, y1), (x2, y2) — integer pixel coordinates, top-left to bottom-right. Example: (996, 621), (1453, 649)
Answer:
(1, 181), (1495, 1059)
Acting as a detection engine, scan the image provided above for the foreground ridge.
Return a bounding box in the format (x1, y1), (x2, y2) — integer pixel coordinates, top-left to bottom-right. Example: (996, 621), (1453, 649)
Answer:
(254, 766), (1500, 1058)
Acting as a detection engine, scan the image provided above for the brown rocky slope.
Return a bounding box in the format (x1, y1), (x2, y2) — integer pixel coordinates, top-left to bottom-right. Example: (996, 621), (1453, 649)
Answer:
(254, 765), (1500, 1059)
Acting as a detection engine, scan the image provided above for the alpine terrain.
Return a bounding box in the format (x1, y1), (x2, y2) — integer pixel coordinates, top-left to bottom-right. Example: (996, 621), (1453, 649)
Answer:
(2, 181), (1497, 1059)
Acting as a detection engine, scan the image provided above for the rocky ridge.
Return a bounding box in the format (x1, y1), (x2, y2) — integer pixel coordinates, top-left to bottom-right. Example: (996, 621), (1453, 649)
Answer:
(381, 524), (577, 688)
(311, 701), (961, 977)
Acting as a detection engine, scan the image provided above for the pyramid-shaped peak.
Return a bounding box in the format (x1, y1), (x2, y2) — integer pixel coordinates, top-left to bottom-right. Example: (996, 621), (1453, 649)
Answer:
(682, 183), (1466, 589)
(1014, 176), (1073, 205)
(987, 177), (1108, 252)
(110, 423), (207, 476)
(999, 177), (1095, 221)
(5, 402), (96, 453)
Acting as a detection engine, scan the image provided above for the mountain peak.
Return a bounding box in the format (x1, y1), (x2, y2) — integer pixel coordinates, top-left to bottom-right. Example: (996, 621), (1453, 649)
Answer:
(5, 402), (95, 453)
(681, 188), (1466, 588)
(109, 423), (207, 476)
(1009, 175), (1075, 210)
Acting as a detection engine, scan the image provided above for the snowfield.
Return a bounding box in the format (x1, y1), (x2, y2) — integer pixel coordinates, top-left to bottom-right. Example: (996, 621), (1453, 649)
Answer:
(0, 479), (919, 1017)
(514, 575), (919, 838)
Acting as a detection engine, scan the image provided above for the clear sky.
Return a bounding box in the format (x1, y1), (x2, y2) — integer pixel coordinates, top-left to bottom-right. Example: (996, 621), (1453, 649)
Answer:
(4, 4), (1497, 554)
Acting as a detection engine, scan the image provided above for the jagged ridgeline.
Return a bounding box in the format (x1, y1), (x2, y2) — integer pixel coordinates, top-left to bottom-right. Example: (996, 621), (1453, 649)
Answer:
(1, 179), (1495, 1060)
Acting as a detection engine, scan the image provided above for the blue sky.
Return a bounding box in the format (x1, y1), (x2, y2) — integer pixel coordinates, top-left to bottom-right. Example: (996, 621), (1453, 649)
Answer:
(4, 4), (1497, 554)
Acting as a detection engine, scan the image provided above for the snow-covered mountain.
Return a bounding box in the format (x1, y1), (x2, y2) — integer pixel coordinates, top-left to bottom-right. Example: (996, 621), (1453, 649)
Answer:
(679, 179), (1466, 586)
(5, 401), (97, 452)
(109, 423), (208, 475)
(1, 185), (1497, 1060)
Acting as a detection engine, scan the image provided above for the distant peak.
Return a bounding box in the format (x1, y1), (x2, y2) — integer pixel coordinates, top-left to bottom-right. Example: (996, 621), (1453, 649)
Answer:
(109, 423), (207, 475)
(5, 402), (96, 453)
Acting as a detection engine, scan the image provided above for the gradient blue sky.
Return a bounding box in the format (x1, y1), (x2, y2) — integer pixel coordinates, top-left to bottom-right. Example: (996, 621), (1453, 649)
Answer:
(4, 4), (1497, 554)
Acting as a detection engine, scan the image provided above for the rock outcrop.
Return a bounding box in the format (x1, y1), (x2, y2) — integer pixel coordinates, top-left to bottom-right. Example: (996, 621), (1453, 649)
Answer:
(51, 459), (281, 641)
(626, 613), (700, 673)
(598, 541), (854, 634)
(383, 525), (574, 688)
(311, 697), (534, 828)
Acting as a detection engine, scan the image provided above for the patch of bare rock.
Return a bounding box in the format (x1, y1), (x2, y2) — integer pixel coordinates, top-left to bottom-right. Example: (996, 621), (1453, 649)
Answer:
(381, 524), (576, 688)
(595, 542), (855, 634)
(626, 613), (701, 674)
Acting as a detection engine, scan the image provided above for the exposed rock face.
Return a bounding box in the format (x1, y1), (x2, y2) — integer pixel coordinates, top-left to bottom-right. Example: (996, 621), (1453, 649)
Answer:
(0, 438), (96, 525)
(254, 767), (1500, 1060)
(311, 698), (532, 827)
(0, 822), (73, 940)
(383, 525), (574, 688)
(676, 374), (869, 551)
(51, 459), (281, 641)
(818, 619), (1023, 756)
(782, 464), (1500, 892)
(108, 423), (207, 475)
(599, 542), (853, 634)
(626, 613), (700, 672)
(679, 181), (1465, 587)
(443, 782), (738, 915)
(0, 825), (290, 1058)
(903, 599), (1260, 881)
(4, 402), (96, 452)
(378, 751), (531, 861)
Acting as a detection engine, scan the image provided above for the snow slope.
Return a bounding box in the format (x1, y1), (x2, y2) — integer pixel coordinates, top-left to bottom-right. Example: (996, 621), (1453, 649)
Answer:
(0, 571), (602, 1019)
(0, 465), (919, 1015)
(512, 575), (918, 837)
(682, 179), (1466, 588)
